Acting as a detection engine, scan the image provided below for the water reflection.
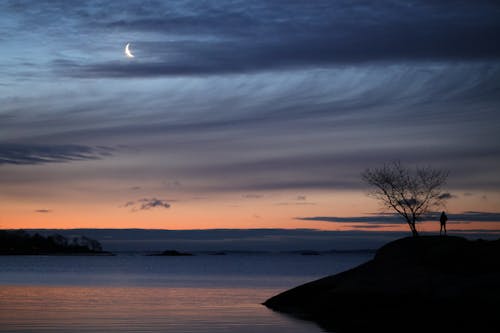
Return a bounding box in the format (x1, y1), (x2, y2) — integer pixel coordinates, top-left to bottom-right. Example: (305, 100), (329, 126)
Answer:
(0, 286), (320, 332)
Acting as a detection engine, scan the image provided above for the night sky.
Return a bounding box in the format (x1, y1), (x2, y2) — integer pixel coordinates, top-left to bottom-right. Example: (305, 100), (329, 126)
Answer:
(1, 1), (500, 234)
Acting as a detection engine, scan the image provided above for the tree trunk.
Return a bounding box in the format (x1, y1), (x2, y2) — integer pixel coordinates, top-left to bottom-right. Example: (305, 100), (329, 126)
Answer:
(407, 220), (419, 237)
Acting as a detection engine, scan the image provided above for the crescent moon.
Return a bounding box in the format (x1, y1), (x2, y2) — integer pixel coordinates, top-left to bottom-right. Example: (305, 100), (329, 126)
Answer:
(125, 43), (135, 58)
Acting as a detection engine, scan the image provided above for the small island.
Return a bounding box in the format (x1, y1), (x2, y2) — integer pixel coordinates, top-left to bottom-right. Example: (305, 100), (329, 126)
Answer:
(264, 236), (500, 332)
(0, 230), (111, 255)
(148, 249), (194, 256)
(299, 250), (321, 256)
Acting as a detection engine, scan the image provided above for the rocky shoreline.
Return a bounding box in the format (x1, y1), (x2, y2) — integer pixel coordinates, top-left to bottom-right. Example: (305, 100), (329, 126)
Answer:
(264, 236), (500, 332)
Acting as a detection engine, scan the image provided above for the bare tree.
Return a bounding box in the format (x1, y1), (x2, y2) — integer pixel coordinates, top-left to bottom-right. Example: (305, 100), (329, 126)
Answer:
(362, 161), (449, 236)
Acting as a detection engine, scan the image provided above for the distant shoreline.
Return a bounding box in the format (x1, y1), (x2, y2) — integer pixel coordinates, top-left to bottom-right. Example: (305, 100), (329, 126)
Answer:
(0, 251), (114, 256)
(0, 230), (108, 256)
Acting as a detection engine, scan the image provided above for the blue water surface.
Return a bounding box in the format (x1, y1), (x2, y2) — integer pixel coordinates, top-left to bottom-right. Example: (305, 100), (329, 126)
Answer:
(0, 253), (372, 332)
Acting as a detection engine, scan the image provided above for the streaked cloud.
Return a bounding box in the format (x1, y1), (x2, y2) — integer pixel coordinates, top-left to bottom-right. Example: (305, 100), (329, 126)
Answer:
(438, 193), (456, 200)
(46, 1), (500, 78)
(0, 144), (113, 165)
(124, 198), (171, 211)
(299, 214), (403, 224)
(0, 1), (499, 231)
(299, 211), (500, 224)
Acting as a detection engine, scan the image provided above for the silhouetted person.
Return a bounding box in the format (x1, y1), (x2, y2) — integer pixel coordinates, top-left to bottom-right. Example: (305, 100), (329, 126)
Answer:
(440, 211), (448, 235)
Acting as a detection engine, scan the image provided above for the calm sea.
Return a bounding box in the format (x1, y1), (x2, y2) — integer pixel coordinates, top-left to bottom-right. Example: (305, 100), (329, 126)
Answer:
(0, 253), (372, 332)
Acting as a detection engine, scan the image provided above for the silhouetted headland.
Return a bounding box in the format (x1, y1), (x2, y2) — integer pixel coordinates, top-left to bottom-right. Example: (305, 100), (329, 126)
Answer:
(0, 230), (112, 255)
(148, 249), (194, 256)
(264, 236), (500, 332)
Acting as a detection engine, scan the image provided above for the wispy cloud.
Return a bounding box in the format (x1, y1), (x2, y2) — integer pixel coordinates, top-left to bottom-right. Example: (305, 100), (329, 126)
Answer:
(0, 144), (113, 165)
(34, 209), (51, 213)
(438, 192), (456, 200)
(0, 1), (499, 202)
(42, 1), (500, 78)
(124, 198), (171, 211)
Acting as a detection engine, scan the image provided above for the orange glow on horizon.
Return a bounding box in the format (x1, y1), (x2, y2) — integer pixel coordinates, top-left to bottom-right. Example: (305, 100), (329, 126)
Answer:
(1, 190), (499, 233)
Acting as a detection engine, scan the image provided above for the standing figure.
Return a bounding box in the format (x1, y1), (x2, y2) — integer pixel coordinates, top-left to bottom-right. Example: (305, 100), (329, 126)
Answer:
(440, 211), (448, 235)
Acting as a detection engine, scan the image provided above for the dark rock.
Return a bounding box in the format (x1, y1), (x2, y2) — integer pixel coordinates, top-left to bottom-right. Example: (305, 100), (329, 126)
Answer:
(264, 236), (500, 332)
(150, 250), (193, 256)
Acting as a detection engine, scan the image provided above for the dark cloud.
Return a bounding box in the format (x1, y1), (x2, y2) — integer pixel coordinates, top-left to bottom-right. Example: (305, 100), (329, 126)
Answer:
(438, 192), (456, 200)
(100, 4), (257, 38)
(299, 211), (500, 224)
(35, 209), (51, 213)
(0, 144), (113, 165)
(451, 211), (500, 222)
(57, 39), (500, 79)
(1, 1), (499, 197)
(124, 198), (171, 211)
(170, 144), (500, 191)
(48, 1), (500, 78)
(299, 214), (402, 224)
(445, 229), (500, 234)
(349, 225), (392, 229)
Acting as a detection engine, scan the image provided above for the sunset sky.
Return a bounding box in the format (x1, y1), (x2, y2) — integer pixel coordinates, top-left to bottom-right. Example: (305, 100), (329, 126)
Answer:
(1, 1), (500, 235)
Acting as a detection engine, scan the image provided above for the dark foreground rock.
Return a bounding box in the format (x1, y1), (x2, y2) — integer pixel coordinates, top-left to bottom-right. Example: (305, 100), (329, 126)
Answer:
(264, 236), (500, 332)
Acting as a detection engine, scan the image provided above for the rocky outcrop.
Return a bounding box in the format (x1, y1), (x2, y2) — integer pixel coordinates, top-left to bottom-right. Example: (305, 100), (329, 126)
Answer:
(264, 236), (500, 332)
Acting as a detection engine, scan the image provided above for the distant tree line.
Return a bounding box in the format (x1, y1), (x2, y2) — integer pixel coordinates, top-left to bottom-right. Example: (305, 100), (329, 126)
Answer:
(0, 230), (103, 254)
